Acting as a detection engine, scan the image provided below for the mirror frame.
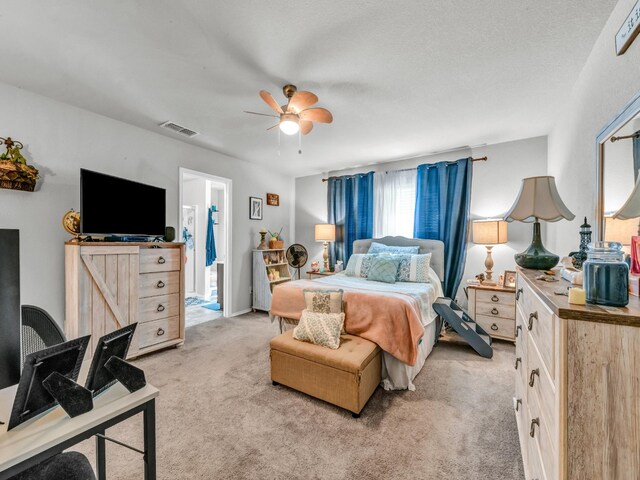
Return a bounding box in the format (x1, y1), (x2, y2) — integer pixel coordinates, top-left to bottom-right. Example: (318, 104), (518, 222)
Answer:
(595, 90), (640, 240)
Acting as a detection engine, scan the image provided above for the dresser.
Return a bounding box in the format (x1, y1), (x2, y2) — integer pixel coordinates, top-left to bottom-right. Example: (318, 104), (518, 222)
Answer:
(65, 242), (185, 358)
(515, 267), (640, 480)
(468, 284), (516, 342)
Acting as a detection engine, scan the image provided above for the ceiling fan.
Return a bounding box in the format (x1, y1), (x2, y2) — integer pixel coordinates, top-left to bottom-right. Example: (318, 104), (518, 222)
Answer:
(244, 84), (333, 136)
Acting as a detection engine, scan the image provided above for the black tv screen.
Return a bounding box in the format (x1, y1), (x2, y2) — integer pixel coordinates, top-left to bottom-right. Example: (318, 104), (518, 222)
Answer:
(81, 169), (166, 236)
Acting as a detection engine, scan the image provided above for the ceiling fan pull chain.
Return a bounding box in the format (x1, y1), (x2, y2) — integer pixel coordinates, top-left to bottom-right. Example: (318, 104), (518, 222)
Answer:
(298, 131), (302, 155)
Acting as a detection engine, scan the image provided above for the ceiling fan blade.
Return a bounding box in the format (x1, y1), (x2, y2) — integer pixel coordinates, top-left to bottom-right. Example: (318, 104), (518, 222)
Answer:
(244, 111), (279, 118)
(259, 90), (283, 114)
(300, 120), (313, 135)
(267, 123), (280, 131)
(299, 108), (333, 123)
(287, 91), (318, 113)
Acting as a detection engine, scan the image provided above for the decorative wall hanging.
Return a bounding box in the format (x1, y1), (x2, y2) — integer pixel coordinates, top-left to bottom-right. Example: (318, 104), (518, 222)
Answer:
(0, 137), (39, 192)
(267, 193), (280, 206)
(250, 197), (263, 220)
(616, 0), (640, 55)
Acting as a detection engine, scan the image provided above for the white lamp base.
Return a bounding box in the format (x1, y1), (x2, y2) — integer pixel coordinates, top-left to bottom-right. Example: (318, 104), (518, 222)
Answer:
(482, 245), (497, 286)
(322, 241), (330, 271)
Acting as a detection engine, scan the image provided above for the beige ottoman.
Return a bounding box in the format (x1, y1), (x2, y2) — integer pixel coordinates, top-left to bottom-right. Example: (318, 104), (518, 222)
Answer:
(270, 330), (382, 417)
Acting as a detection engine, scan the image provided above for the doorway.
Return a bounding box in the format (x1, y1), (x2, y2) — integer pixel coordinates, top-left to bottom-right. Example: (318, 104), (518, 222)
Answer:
(179, 168), (232, 326)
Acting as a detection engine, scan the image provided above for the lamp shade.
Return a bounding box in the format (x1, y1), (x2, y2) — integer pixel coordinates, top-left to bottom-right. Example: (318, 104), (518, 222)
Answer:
(472, 220), (508, 245)
(605, 216), (639, 245)
(504, 176), (575, 223)
(612, 172), (640, 220)
(315, 224), (336, 242)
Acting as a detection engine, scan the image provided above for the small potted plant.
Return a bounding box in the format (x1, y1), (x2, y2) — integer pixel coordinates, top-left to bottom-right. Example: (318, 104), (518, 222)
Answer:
(0, 137), (39, 192)
(268, 228), (284, 249)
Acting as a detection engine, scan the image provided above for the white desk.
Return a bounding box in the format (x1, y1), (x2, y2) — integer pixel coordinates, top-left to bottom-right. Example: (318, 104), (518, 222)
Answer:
(0, 381), (158, 480)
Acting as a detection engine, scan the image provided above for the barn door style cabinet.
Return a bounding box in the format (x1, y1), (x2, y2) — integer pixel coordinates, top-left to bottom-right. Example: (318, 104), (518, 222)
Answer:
(65, 242), (185, 358)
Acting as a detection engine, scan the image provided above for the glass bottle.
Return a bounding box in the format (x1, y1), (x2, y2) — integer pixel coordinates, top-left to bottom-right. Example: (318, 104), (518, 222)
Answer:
(583, 242), (629, 307)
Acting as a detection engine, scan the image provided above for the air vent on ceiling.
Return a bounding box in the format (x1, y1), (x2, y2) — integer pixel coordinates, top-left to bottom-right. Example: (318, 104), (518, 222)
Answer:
(160, 121), (199, 138)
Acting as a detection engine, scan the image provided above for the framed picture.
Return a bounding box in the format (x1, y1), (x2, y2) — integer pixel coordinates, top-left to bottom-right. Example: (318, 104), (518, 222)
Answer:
(503, 270), (517, 289)
(266, 193), (280, 206)
(249, 197), (263, 220)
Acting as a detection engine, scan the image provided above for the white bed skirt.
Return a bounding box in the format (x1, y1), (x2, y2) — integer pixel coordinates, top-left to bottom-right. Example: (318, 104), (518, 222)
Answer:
(272, 315), (436, 391)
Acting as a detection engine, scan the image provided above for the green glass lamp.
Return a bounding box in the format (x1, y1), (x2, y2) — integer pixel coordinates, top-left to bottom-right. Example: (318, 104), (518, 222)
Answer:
(504, 176), (575, 270)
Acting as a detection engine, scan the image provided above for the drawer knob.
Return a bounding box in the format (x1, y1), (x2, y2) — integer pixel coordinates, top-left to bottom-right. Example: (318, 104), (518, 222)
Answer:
(490, 323), (499, 331)
(515, 357), (521, 370)
(491, 308), (499, 315)
(157, 304), (165, 312)
(157, 328), (165, 336)
(527, 311), (538, 331)
(515, 325), (522, 338)
(530, 418), (539, 438)
(156, 280), (165, 288)
(515, 398), (522, 412)
(491, 295), (499, 302)
(529, 368), (539, 387)
(516, 288), (523, 301)
(157, 256), (166, 264)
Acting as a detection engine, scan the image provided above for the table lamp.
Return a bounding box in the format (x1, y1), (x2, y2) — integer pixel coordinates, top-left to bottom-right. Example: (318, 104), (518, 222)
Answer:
(605, 216), (639, 250)
(504, 176), (575, 270)
(472, 219), (508, 285)
(315, 224), (336, 271)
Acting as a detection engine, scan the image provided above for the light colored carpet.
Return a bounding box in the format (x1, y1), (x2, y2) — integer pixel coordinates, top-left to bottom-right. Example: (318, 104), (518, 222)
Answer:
(73, 312), (524, 479)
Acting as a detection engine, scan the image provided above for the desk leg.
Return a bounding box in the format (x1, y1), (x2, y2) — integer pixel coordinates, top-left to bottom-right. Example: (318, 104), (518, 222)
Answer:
(96, 429), (106, 480)
(143, 399), (157, 480)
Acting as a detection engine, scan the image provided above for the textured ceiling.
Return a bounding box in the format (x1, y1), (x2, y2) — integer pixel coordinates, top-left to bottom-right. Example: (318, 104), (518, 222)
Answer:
(0, 1), (617, 177)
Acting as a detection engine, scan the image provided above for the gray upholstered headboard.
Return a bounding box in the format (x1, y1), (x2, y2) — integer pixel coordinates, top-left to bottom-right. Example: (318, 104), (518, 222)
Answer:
(352, 236), (445, 281)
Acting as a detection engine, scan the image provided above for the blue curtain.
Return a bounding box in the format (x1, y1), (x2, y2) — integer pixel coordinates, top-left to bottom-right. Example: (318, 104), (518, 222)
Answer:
(634, 131), (640, 181)
(327, 172), (374, 264)
(413, 158), (473, 298)
(205, 206), (216, 267)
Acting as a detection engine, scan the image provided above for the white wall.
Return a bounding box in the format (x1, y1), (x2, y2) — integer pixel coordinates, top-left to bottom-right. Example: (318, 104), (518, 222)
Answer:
(0, 81), (294, 324)
(547, 0), (640, 255)
(294, 136), (548, 303)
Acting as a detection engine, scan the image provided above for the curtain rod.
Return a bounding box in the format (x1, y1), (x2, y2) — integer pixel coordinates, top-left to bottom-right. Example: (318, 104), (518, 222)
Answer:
(320, 156), (488, 182)
(610, 132), (640, 142)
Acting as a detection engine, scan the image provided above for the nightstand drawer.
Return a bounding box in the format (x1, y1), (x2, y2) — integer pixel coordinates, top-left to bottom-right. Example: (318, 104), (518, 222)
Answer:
(476, 301), (515, 320)
(476, 289), (515, 306)
(476, 315), (515, 340)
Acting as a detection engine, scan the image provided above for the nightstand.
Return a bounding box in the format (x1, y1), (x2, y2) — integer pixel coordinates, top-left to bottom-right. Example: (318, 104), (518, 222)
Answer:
(307, 271), (336, 279)
(467, 284), (516, 342)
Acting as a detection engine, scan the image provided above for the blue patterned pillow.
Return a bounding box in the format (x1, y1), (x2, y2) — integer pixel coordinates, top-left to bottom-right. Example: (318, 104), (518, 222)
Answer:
(390, 253), (432, 282)
(344, 254), (378, 278)
(367, 256), (400, 283)
(367, 242), (420, 255)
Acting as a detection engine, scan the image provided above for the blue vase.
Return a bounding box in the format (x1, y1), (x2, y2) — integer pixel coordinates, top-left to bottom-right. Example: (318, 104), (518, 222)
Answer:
(583, 242), (629, 307)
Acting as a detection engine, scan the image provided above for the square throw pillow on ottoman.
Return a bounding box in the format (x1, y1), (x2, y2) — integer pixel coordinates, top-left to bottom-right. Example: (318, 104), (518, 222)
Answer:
(302, 289), (343, 313)
(293, 309), (345, 349)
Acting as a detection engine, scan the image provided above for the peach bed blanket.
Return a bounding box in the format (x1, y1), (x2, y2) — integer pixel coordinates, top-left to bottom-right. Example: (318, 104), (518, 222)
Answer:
(270, 279), (425, 365)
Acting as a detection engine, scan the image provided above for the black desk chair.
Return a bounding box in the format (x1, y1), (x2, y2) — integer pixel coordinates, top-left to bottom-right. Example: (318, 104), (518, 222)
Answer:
(21, 305), (66, 366)
(9, 452), (96, 480)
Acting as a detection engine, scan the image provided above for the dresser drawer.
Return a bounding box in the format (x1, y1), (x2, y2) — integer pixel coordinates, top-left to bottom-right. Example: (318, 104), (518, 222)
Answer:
(476, 315), (515, 340)
(526, 430), (548, 480)
(476, 289), (515, 306)
(138, 293), (180, 323)
(515, 311), (528, 387)
(527, 333), (556, 447)
(476, 301), (515, 320)
(520, 280), (555, 379)
(137, 316), (180, 348)
(139, 271), (180, 298)
(528, 375), (557, 480)
(140, 248), (181, 273)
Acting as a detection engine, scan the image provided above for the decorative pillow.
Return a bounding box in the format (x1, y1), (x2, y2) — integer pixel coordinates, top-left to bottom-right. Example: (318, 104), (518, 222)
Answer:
(293, 309), (345, 349)
(367, 242), (420, 255)
(367, 256), (400, 283)
(393, 253), (432, 283)
(344, 254), (378, 278)
(303, 289), (344, 313)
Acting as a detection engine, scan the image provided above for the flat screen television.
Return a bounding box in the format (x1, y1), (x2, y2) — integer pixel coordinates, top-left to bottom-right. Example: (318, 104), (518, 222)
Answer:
(80, 169), (166, 236)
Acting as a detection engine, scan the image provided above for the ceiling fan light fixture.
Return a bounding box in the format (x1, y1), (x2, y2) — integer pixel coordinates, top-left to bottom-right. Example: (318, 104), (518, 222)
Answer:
(279, 113), (300, 135)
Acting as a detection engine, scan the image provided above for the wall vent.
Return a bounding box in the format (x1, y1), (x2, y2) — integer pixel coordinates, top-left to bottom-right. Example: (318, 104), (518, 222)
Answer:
(160, 121), (199, 138)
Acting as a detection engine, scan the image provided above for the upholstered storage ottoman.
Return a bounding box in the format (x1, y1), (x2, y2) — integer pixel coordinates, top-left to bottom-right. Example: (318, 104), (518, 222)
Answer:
(270, 330), (381, 417)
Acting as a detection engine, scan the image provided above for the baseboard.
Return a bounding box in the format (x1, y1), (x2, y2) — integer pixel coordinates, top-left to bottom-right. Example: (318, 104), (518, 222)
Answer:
(230, 308), (253, 317)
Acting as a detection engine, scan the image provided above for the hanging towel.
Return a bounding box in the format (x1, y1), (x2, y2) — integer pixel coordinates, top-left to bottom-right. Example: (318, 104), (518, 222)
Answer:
(206, 206), (217, 267)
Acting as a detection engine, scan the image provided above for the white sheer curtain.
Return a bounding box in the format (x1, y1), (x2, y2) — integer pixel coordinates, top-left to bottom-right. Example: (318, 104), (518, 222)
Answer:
(373, 169), (417, 238)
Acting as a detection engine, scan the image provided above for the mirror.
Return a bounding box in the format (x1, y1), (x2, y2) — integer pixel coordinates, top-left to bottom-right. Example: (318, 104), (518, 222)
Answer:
(596, 91), (640, 247)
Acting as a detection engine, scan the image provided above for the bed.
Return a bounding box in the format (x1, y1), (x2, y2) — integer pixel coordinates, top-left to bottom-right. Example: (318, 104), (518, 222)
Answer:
(270, 236), (445, 391)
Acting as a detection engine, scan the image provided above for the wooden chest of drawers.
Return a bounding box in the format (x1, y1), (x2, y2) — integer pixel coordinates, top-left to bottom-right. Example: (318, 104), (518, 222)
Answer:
(515, 267), (640, 480)
(468, 285), (516, 342)
(65, 242), (185, 358)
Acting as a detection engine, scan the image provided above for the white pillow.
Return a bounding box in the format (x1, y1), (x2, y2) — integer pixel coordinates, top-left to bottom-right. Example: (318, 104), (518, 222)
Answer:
(293, 309), (345, 349)
(393, 253), (432, 283)
(344, 253), (378, 278)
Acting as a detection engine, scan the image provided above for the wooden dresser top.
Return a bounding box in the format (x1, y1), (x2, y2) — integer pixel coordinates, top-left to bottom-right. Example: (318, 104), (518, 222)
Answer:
(518, 267), (640, 328)
(65, 241), (183, 247)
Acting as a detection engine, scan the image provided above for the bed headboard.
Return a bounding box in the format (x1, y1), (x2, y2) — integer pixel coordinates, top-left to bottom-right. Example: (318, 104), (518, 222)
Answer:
(352, 236), (445, 281)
